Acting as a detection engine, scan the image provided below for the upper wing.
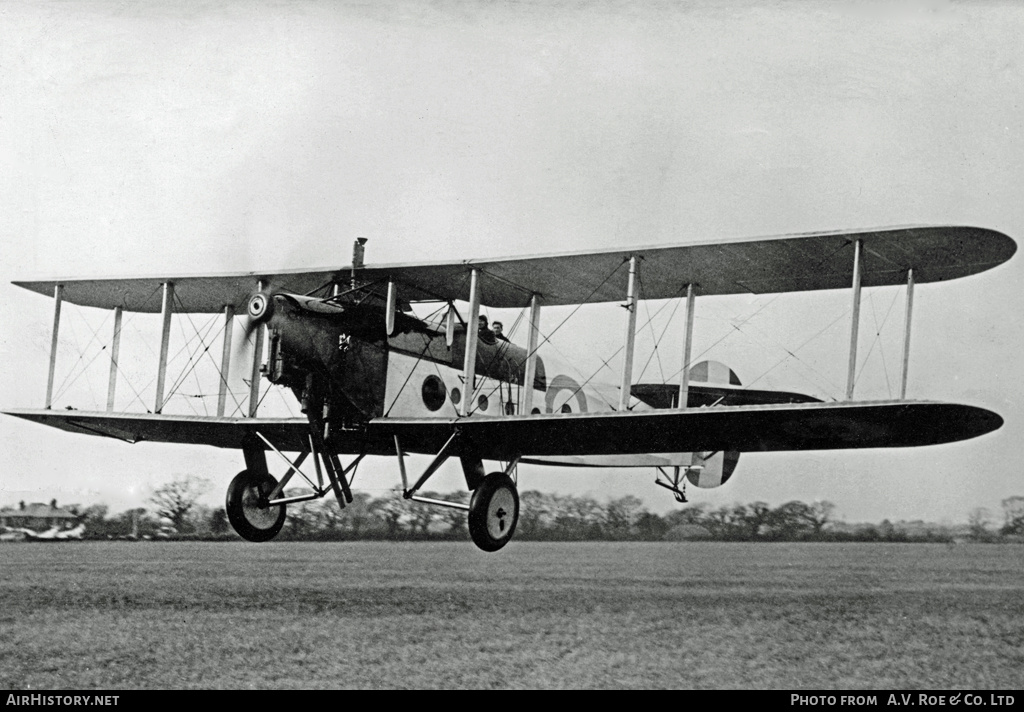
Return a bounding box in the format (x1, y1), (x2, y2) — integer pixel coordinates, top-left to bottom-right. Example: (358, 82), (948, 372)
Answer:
(13, 225), (1016, 311)
(6, 400), (1002, 460)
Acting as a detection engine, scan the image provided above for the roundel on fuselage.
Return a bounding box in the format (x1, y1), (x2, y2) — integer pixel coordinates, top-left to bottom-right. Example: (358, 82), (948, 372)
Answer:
(544, 374), (588, 414)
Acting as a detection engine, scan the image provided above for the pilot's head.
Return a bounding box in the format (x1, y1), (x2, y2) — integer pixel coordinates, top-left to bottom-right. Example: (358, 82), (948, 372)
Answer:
(478, 315), (489, 329)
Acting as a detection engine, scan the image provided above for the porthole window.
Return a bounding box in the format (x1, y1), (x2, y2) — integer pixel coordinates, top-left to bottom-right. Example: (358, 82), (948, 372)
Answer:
(560, 403), (572, 413)
(450, 387), (461, 406)
(531, 408), (541, 415)
(477, 394), (489, 412)
(421, 375), (446, 411)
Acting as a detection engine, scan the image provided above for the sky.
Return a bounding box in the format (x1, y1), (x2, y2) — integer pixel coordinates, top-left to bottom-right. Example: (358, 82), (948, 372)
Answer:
(1, 0), (1022, 527)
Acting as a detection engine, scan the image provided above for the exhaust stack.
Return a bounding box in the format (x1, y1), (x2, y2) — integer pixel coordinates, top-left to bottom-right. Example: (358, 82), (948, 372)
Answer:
(351, 237), (368, 289)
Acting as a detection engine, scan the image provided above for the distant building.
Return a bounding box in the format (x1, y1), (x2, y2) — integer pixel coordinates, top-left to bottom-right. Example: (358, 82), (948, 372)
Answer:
(0, 500), (79, 532)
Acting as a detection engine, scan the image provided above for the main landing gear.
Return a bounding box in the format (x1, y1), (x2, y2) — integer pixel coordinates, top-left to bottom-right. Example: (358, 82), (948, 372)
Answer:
(224, 428), (361, 543)
(224, 430), (522, 552)
(394, 433), (521, 552)
(467, 472), (520, 552)
(225, 470), (286, 542)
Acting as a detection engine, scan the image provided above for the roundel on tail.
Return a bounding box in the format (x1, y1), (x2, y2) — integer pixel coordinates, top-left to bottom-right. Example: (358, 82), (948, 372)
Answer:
(686, 360), (741, 488)
(689, 359), (741, 387)
(685, 450), (741, 489)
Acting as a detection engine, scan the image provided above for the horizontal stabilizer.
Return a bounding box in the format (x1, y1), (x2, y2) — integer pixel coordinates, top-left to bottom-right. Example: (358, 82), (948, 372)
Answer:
(630, 383), (821, 409)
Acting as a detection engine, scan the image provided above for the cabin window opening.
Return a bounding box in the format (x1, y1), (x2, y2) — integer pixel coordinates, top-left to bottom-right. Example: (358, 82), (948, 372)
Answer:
(450, 387), (461, 406)
(477, 394), (489, 412)
(421, 375), (446, 412)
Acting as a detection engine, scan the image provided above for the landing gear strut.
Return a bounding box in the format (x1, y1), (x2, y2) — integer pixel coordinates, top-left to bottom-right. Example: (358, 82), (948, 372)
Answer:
(655, 465), (694, 503)
(394, 434), (521, 552)
(468, 472), (520, 552)
(225, 469), (287, 542)
(223, 425), (366, 542)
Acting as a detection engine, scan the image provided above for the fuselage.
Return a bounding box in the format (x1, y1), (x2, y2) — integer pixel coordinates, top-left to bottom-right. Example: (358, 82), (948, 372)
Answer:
(257, 290), (738, 477)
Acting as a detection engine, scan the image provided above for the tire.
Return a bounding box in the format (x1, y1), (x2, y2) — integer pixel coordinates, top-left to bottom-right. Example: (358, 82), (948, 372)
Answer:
(225, 470), (286, 542)
(467, 472), (519, 552)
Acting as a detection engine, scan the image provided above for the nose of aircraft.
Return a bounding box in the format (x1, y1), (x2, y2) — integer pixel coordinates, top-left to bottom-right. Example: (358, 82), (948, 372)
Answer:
(247, 292), (271, 322)
(238, 289), (278, 352)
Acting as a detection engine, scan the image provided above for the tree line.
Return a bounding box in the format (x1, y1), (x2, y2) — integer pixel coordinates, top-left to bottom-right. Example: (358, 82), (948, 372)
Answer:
(62, 477), (1024, 543)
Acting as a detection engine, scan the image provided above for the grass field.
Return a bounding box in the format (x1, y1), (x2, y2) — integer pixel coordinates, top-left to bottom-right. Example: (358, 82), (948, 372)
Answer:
(1, 541), (1022, 689)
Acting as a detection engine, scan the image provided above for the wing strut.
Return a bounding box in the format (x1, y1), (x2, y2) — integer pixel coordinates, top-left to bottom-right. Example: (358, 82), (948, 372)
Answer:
(678, 283), (696, 409)
(217, 305), (234, 416)
(44, 284), (63, 409)
(248, 279), (265, 417)
(461, 269), (482, 416)
(522, 294), (542, 414)
(106, 306), (123, 412)
(845, 240), (863, 400)
(900, 268), (914, 399)
(154, 282), (175, 413)
(618, 256), (639, 410)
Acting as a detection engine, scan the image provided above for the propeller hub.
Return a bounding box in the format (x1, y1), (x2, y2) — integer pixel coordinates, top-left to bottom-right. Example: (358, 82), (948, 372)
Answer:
(248, 293), (270, 321)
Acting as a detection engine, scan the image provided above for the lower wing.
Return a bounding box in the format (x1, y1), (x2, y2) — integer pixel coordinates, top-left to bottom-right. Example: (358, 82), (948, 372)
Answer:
(4, 400), (1002, 462)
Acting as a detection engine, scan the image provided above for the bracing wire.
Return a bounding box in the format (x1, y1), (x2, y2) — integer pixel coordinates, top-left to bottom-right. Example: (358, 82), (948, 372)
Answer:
(112, 311), (156, 412)
(440, 261), (627, 414)
(657, 294), (852, 400)
(52, 304), (114, 405)
(163, 296), (223, 413)
(734, 312), (851, 400)
(499, 258), (629, 366)
(98, 286), (165, 412)
(634, 279), (688, 384)
(383, 303), (450, 417)
(548, 282), (691, 411)
(854, 286), (902, 397)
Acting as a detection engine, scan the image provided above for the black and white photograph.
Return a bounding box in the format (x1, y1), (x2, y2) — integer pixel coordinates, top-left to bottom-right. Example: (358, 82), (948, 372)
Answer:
(1, 0), (1022, 691)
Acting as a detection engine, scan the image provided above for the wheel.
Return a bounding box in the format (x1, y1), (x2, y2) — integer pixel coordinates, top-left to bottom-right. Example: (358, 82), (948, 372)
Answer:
(468, 472), (519, 552)
(225, 470), (286, 542)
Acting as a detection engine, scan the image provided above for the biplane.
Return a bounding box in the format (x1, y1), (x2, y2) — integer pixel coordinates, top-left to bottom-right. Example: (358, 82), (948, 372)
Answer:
(4, 226), (1015, 551)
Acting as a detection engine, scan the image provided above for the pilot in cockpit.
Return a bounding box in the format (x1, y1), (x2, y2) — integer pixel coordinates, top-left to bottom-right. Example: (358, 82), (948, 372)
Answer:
(478, 315), (496, 345)
(492, 321), (508, 342)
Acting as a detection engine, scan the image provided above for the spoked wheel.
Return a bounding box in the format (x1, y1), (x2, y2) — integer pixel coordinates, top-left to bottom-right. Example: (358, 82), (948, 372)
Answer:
(225, 470), (286, 542)
(468, 472), (519, 552)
